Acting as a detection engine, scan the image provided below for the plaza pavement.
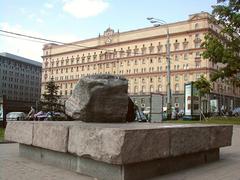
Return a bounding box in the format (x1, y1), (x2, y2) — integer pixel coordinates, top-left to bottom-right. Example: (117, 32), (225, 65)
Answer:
(0, 125), (239, 180)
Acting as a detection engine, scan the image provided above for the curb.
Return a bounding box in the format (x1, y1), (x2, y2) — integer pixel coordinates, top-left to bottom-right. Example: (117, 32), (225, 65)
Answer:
(0, 141), (16, 144)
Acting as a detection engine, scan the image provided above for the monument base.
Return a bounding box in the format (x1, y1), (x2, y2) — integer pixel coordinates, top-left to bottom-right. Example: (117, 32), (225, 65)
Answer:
(5, 121), (233, 180)
(19, 144), (219, 180)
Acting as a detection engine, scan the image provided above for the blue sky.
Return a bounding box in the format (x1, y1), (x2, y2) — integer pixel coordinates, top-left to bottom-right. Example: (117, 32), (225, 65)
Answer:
(0, 0), (217, 62)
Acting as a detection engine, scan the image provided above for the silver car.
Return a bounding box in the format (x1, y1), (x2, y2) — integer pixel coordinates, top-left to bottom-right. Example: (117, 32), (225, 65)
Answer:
(232, 107), (240, 116)
(6, 112), (26, 121)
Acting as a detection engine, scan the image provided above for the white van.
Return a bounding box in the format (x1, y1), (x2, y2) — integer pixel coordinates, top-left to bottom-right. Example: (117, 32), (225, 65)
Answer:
(6, 112), (26, 121)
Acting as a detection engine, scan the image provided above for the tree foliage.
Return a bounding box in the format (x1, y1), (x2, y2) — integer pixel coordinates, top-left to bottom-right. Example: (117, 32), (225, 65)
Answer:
(202, 0), (240, 85)
(40, 78), (62, 112)
(194, 75), (213, 97)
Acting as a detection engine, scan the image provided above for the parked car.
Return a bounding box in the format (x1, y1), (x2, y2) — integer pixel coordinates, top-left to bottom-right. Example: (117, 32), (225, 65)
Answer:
(6, 112), (26, 121)
(178, 109), (184, 118)
(34, 111), (48, 121)
(135, 107), (148, 122)
(143, 107), (151, 115)
(232, 107), (240, 116)
(34, 111), (67, 121)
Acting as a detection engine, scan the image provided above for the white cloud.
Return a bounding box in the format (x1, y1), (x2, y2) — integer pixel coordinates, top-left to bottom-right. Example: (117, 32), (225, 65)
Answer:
(0, 22), (43, 62)
(40, 9), (47, 15)
(44, 3), (54, 9)
(28, 13), (36, 20)
(36, 18), (44, 23)
(19, 8), (27, 14)
(0, 22), (79, 62)
(62, 0), (109, 18)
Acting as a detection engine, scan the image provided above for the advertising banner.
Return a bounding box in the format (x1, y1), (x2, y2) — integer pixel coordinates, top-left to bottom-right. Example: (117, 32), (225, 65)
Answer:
(184, 82), (200, 117)
(0, 97), (3, 121)
(184, 84), (192, 115)
(192, 85), (200, 115)
(210, 99), (218, 113)
(150, 93), (163, 122)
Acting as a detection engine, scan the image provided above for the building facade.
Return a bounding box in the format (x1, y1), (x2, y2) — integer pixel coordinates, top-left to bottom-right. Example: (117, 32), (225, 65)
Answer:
(0, 52), (42, 113)
(41, 12), (240, 112)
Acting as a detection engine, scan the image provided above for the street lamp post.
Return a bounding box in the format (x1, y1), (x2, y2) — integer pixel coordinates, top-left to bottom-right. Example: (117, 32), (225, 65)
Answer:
(147, 17), (172, 119)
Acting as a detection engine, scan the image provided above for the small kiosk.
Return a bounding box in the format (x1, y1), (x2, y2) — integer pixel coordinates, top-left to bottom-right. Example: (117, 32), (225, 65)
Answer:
(183, 82), (200, 120)
(0, 96), (6, 127)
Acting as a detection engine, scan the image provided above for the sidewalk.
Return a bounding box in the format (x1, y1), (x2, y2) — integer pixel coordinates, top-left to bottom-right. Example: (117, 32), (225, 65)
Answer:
(0, 126), (239, 180)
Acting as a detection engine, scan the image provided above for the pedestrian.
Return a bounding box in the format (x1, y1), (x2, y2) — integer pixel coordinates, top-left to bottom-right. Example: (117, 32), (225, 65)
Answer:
(27, 106), (35, 120)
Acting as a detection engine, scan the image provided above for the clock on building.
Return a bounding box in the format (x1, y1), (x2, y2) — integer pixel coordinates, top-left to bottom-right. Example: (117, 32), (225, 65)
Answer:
(104, 27), (114, 44)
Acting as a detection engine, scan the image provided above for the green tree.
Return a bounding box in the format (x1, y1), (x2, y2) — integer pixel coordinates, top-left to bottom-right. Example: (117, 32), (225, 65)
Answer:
(41, 78), (62, 112)
(194, 75), (212, 121)
(202, 0), (240, 85)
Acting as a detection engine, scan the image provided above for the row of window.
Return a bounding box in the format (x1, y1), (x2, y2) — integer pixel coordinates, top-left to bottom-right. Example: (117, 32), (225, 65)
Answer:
(44, 61), (203, 79)
(0, 70), (40, 80)
(0, 94), (39, 102)
(1, 77), (40, 86)
(1, 83), (40, 91)
(0, 58), (41, 69)
(44, 49), (202, 69)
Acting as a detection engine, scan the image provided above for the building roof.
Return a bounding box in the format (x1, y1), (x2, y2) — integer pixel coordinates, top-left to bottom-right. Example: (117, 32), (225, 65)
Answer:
(0, 52), (42, 67)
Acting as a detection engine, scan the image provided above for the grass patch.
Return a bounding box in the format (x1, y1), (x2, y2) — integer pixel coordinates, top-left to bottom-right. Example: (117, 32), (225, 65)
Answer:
(165, 117), (240, 125)
(0, 128), (5, 142)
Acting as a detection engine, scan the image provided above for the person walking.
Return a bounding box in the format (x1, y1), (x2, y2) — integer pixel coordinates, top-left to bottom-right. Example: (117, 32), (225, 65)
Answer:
(27, 106), (35, 120)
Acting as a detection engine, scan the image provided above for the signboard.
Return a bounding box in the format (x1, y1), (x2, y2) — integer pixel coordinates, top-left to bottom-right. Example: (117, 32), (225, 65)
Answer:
(210, 99), (218, 113)
(150, 93), (163, 122)
(184, 84), (192, 115)
(184, 82), (200, 119)
(0, 97), (3, 121)
(192, 85), (200, 115)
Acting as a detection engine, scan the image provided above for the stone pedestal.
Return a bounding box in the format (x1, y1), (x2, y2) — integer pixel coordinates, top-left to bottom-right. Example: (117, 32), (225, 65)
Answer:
(5, 121), (233, 180)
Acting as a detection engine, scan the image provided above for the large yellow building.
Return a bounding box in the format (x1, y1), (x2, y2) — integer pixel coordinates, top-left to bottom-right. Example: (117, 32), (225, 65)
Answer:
(41, 12), (240, 111)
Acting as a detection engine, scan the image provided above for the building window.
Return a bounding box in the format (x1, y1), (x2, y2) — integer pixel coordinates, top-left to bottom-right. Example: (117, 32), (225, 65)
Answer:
(175, 83), (180, 91)
(174, 40), (180, 51)
(134, 47), (139, 56)
(157, 43), (162, 53)
(196, 73), (201, 80)
(149, 77), (153, 83)
(195, 23), (199, 29)
(195, 42), (201, 48)
(196, 62), (201, 68)
(134, 86), (138, 93)
(127, 47), (131, 57)
(150, 85), (154, 92)
(158, 77), (162, 82)
(183, 43), (188, 50)
(175, 75), (179, 81)
(175, 55), (179, 61)
(196, 52), (201, 58)
(134, 60), (138, 65)
(184, 53), (188, 60)
(149, 44), (154, 54)
(158, 85), (162, 92)
(141, 45), (146, 55)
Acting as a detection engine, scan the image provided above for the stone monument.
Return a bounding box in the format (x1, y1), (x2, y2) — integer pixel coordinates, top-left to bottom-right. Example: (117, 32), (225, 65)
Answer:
(4, 74), (233, 180)
(65, 74), (135, 122)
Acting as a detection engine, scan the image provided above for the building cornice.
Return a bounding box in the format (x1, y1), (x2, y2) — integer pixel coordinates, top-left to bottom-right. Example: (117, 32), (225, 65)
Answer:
(42, 28), (210, 58)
